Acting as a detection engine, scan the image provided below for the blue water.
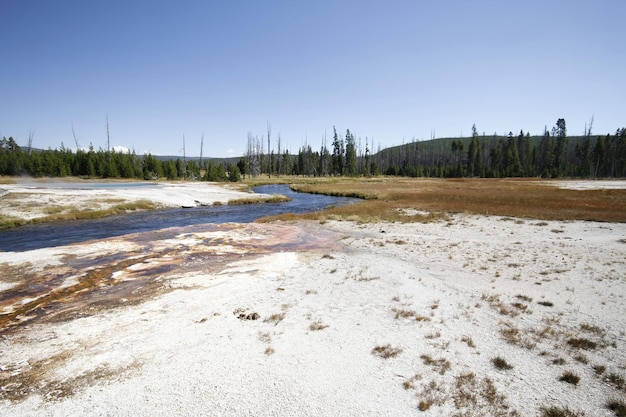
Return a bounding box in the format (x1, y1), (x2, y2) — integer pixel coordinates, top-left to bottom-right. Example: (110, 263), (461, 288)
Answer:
(0, 185), (356, 252)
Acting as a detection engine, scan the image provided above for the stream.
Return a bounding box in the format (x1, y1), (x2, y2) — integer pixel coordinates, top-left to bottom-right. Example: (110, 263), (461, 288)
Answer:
(0, 185), (357, 252)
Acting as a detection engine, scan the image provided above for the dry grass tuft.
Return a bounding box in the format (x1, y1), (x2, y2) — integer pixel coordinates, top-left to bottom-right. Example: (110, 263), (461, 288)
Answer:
(420, 354), (451, 375)
(607, 373), (625, 391)
(500, 325), (537, 349)
(539, 406), (586, 417)
(559, 371), (580, 385)
(461, 335), (475, 348)
(579, 323), (604, 335)
(264, 312), (285, 326)
(593, 365), (606, 375)
(309, 321), (329, 331)
(567, 338), (598, 350)
(392, 307), (430, 322)
(372, 344), (403, 359)
(492, 356), (514, 370)
(607, 398), (626, 417)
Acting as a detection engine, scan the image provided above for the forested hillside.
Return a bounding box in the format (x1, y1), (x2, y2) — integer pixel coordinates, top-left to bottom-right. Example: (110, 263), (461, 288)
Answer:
(254, 121), (626, 179)
(2, 120), (625, 180)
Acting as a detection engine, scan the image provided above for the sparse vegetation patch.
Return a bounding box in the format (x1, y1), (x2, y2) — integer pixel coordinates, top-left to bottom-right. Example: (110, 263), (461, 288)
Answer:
(559, 371), (580, 385)
(567, 338), (597, 350)
(607, 398), (626, 417)
(372, 344), (403, 359)
(420, 354), (451, 375)
(539, 406), (586, 417)
(492, 356), (514, 370)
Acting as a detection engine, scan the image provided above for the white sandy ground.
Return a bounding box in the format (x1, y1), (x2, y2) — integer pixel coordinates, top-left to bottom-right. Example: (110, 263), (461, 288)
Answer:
(0, 179), (269, 221)
(536, 180), (626, 190)
(0, 179), (625, 416)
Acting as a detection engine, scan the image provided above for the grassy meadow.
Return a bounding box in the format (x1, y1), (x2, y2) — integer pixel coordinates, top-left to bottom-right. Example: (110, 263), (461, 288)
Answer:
(252, 177), (626, 224)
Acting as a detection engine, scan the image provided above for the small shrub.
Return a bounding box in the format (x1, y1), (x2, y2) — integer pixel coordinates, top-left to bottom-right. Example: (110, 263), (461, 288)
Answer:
(516, 294), (533, 302)
(492, 356), (513, 370)
(372, 344), (402, 359)
(552, 357), (566, 365)
(559, 371), (580, 385)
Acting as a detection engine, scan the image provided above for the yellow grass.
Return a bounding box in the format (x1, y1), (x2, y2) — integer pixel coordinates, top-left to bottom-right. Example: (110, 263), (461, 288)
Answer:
(227, 194), (291, 205)
(0, 200), (158, 229)
(257, 178), (626, 223)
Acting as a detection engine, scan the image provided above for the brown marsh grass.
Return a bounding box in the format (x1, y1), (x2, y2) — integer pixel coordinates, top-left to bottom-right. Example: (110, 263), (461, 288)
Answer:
(256, 178), (626, 223)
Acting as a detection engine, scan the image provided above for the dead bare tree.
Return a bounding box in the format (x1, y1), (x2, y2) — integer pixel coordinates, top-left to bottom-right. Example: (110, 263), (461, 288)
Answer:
(199, 132), (204, 170)
(246, 132), (261, 177)
(267, 121), (272, 178)
(71, 124), (80, 150)
(277, 133), (282, 176)
(182, 134), (187, 180)
(27, 130), (34, 154)
(106, 114), (111, 154)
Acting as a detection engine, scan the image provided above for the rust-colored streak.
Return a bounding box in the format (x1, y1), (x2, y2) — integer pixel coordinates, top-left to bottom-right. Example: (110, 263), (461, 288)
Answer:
(0, 253), (159, 333)
(0, 222), (341, 335)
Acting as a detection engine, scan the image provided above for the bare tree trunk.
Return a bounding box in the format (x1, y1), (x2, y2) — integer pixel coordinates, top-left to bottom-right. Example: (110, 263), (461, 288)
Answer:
(27, 130), (35, 154)
(277, 133), (282, 176)
(267, 121), (272, 178)
(71, 124), (79, 150)
(199, 133), (204, 171)
(106, 114), (111, 154)
(182, 134), (186, 180)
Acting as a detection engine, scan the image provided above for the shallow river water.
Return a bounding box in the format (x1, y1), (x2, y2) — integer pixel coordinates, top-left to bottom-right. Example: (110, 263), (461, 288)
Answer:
(0, 185), (356, 252)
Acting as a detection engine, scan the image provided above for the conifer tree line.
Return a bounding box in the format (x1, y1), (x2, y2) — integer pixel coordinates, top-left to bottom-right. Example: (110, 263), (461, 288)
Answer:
(2, 119), (625, 180)
(244, 120), (626, 179)
(0, 140), (242, 182)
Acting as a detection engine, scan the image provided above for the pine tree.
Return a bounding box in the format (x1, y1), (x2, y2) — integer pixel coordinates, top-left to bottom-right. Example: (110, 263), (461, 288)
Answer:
(345, 129), (357, 176)
(331, 126), (343, 176)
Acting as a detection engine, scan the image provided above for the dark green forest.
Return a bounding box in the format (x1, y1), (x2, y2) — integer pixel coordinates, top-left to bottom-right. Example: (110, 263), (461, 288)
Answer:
(2, 120), (625, 181)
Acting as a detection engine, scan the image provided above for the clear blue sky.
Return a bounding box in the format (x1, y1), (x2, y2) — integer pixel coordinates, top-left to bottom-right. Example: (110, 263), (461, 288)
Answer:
(1, 1), (624, 157)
